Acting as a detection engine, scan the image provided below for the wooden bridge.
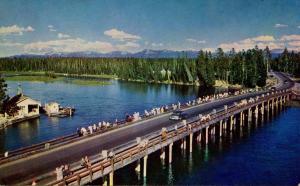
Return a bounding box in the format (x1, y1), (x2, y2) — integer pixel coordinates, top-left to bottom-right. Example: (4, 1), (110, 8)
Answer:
(0, 72), (296, 185)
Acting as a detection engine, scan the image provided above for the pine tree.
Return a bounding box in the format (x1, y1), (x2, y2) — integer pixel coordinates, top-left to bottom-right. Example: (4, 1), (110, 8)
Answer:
(0, 73), (8, 113)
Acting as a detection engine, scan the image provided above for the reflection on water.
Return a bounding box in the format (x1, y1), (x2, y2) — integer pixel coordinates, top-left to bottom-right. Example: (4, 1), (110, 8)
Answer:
(167, 164), (174, 185)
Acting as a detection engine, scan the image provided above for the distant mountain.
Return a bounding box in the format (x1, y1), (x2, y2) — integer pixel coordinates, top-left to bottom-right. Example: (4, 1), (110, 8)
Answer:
(270, 49), (284, 59)
(9, 49), (199, 58)
(8, 49), (284, 59)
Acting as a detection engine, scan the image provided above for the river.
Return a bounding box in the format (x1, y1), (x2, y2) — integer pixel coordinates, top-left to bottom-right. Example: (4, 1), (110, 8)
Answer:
(1, 79), (299, 185)
(1, 79), (219, 152)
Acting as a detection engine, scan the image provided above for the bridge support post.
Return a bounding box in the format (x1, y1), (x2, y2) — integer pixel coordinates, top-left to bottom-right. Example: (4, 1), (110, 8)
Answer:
(276, 98), (279, 113)
(103, 176), (108, 186)
(197, 132), (201, 143)
(189, 133), (193, 153)
(205, 127), (208, 144)
(230, 116), (233, 131)
(242, 113), (245, 124)
(184, 137), (186, 150)
(233, 117), (236, 129)
(135, 159), (141, 173)
(248, 108), (252, 122)
(169, 143), (173, 163)
(261, 104), (264, 117)
(267, 100), (270, 118)
(272, 99), (274, 115)
(160, 148), (165, 161)
(224, 119), (227, 131)
(255, 106), (259, 119)
(219, 120), (223, 137)
(143, 155), (148, 178)
(240, 112), (243, 126)
(109, 171), (113, 186)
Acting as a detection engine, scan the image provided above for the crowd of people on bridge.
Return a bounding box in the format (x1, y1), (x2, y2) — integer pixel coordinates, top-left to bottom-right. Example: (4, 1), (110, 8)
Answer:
(73, 89), (256, 138)
(50, 88), (259, 184)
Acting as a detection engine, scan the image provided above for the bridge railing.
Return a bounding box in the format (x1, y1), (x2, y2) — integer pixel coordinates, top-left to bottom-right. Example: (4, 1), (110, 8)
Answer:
(49, 90), (289, 186)
(0, 88), (266, 164)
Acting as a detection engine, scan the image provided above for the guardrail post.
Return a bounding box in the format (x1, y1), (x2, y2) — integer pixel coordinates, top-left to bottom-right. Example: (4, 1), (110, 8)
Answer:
(189, 133), (193, 153)
(109, 157), (114, 186)
(143, 155), (148, 178)
(169, 143), (173, 164)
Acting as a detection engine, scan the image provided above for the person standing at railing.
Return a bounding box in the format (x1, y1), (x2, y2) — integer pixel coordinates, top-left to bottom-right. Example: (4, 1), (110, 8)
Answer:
(55, 165), (64, 181)
(77, 128), (82, 137)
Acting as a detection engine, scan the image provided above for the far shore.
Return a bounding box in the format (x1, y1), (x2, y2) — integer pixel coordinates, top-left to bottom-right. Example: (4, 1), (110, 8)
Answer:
(0, 71), (269, 89)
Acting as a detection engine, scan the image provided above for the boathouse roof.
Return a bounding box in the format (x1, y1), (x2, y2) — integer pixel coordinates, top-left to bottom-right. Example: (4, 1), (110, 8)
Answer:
(9, 94), (41, 105)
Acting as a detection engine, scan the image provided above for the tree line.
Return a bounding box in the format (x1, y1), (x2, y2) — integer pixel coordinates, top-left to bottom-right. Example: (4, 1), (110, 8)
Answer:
(0, 47), (269, 88)
(270, 48), (300, 77)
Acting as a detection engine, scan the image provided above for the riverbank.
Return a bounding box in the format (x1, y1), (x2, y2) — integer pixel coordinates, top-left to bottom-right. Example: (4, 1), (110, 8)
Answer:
(2, 72), (112, 86)
(2, 71), (246, 88)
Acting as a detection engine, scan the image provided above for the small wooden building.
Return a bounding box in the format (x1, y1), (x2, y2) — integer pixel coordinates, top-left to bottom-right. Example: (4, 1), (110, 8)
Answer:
(15, 94), (41, 116)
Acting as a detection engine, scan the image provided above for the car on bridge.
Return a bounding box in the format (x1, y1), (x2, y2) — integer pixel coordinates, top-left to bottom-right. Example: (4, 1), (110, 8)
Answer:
(169, 110), (188, 120)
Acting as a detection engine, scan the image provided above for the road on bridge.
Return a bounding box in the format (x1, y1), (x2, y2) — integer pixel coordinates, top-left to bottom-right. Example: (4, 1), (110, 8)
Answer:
(0, 72), (294, 184)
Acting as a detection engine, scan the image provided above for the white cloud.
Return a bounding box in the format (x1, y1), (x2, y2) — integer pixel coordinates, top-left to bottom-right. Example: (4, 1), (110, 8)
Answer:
(0, 25), (34, 36)
(218, 35), (283, 51)
(274, 23), (288, 28)
(151, 42), (163, 47)
(280, 34), (300, 41)
(22, 38), (141, 54)
(0, 41), (23, 47)
(252, 35), (275, 42)
(57, 33), (70, 39)
(104, 28), (141, 41)
(48, 25), (57, 32)
(116, 42), (140, 51)
(298, 25), (300, 29)
(288, 41), (300, 47)
(23, 38), (115, 53)
(202, 48), (215, 52)
(186, 38), (206, 44)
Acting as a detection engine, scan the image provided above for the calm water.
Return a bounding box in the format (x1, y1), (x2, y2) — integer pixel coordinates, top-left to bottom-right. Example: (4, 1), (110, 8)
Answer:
(1, 79), (218, 152)
(1, 80), (300, 185)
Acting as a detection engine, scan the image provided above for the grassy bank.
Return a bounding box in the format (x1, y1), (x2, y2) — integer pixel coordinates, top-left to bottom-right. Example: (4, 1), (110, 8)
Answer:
(3, 72), (112, 86)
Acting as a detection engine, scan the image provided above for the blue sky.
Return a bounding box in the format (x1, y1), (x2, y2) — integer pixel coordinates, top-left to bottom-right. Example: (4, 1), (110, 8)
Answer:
(0, 0), (300, 56)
